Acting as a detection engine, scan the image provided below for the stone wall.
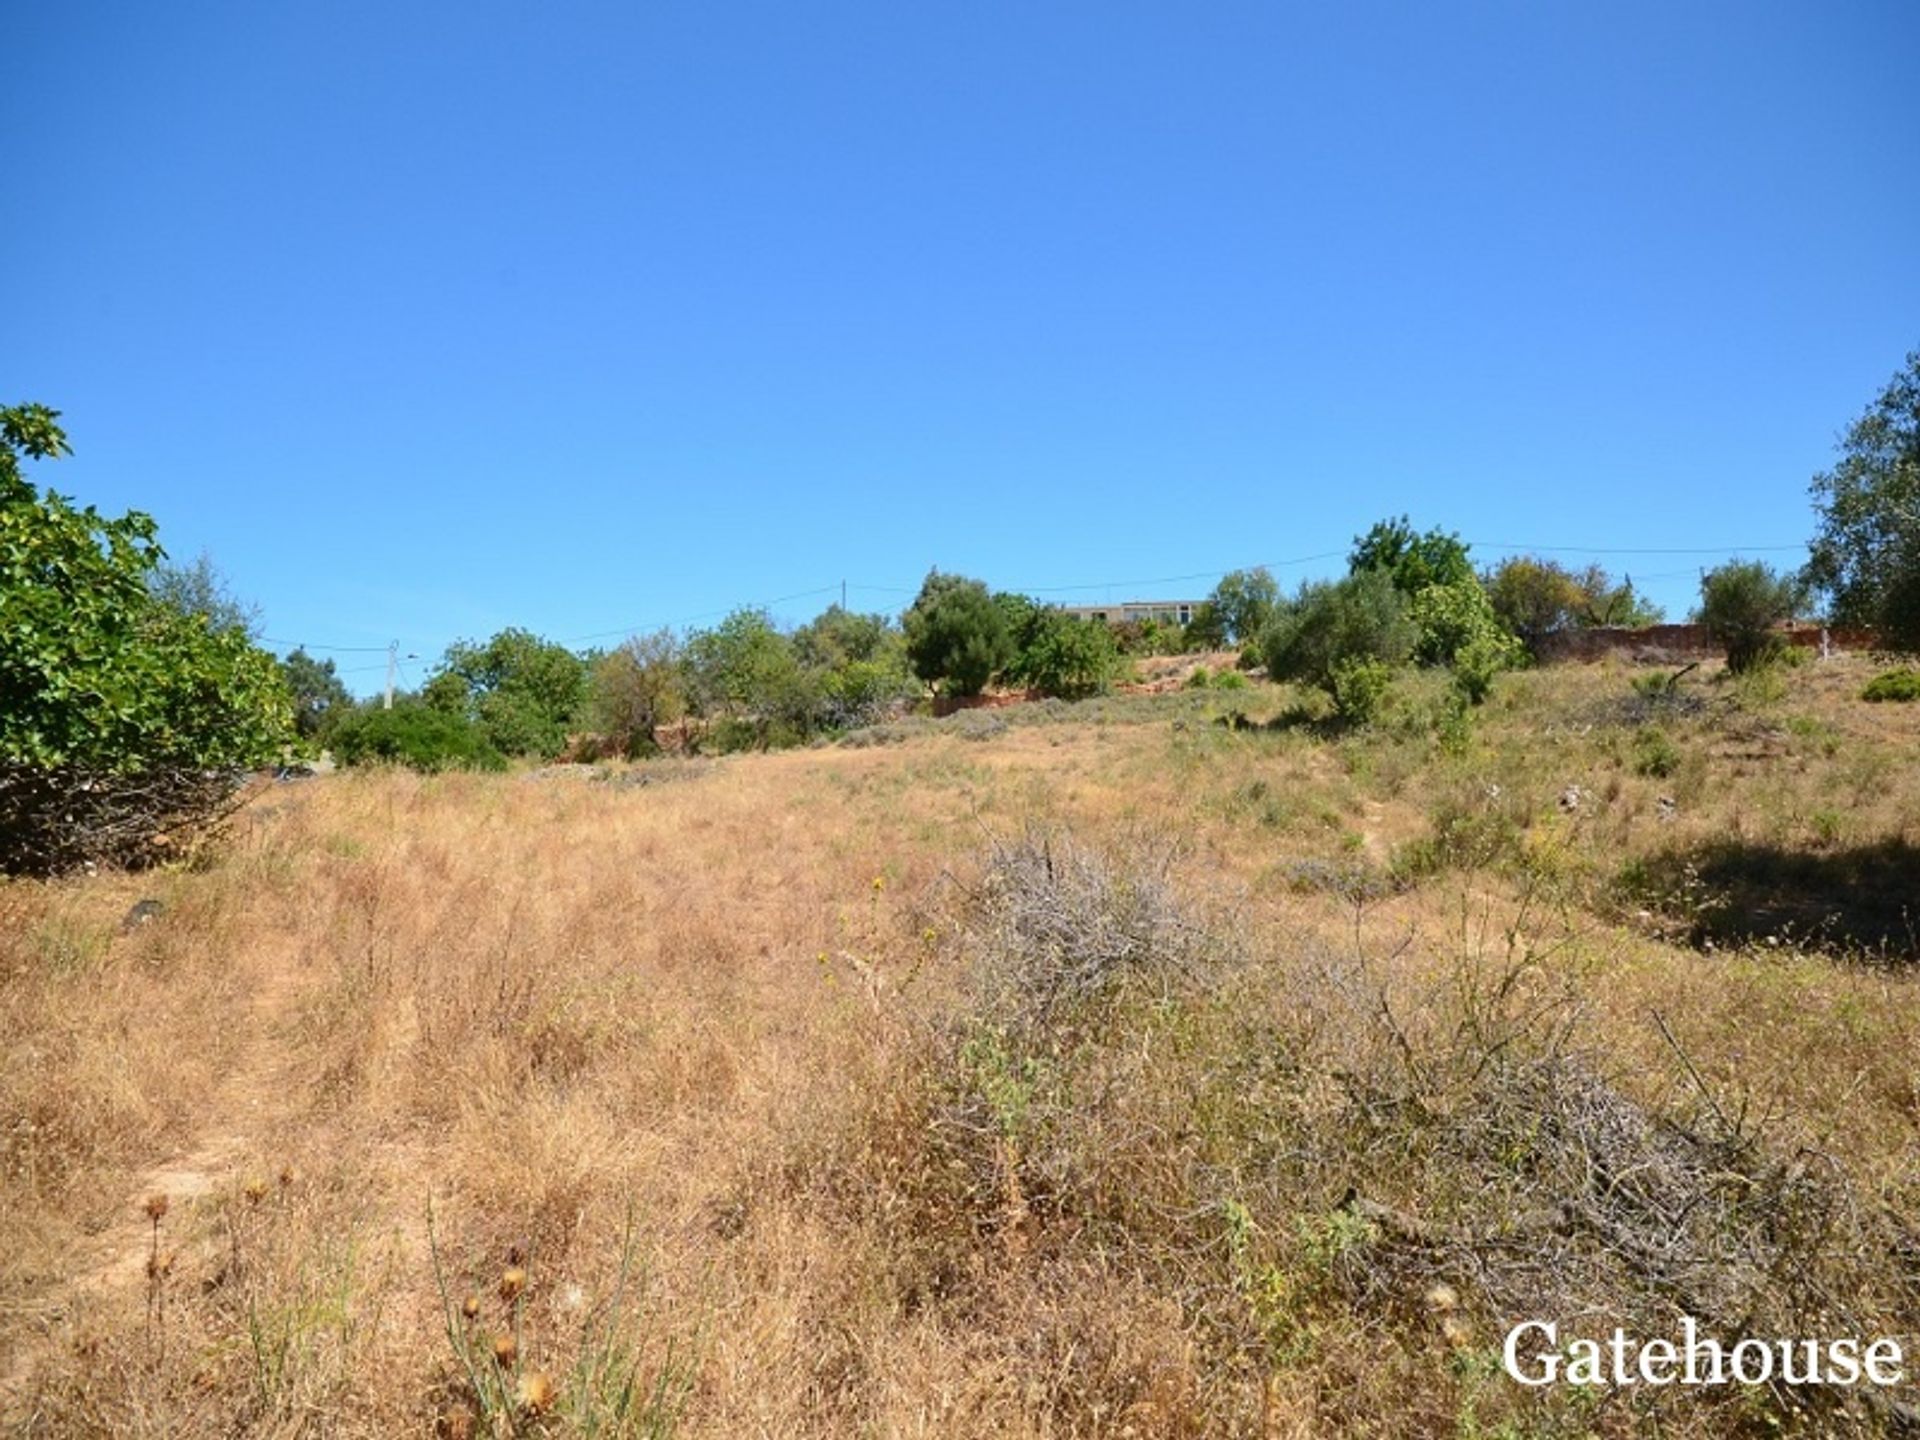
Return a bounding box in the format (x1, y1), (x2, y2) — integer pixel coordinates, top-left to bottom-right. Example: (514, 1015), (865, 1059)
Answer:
(1535, 622), (1880, 664)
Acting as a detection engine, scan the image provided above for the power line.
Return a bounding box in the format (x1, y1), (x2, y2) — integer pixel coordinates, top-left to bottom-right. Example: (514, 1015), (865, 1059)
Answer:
(1467, 540), (1806, 555)
(554, 583), (843, 646)
(261, 637), (393, 653)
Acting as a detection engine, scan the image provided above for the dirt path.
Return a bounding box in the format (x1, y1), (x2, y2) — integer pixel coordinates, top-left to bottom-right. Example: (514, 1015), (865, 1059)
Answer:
(0, 941), (316, 1411)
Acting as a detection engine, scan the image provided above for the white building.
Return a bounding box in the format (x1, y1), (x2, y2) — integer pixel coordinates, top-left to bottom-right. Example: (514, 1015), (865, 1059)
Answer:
(1057, 600), (1203, 627)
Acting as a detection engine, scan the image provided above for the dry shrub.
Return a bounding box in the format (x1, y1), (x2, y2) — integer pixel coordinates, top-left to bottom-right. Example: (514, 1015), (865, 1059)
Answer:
(960, 826), (1226, 1034)
(828, 835), (1920, 1436)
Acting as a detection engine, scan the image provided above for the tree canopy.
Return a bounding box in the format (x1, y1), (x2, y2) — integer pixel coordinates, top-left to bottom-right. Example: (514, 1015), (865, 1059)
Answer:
(1, 403), (294, 872)
(1805, 348), (1920, 652)
(903, 571), (1012, 698)
(1349, 516), (1474, 595)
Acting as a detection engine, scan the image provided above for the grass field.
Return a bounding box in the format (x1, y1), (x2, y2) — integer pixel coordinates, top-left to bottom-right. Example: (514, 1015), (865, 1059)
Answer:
(2, 654), (1916, 1437)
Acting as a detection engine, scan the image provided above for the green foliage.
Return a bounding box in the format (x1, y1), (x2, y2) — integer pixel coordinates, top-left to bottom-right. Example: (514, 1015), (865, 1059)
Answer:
(1805, 348), (1920, 653)
(1451, 632), (1517, 706)
(0, 404), (293, 776)
(999, 596), (1123, 699)
(1203, 567), (1279, 644)
(1696, 561), (1806, 674)
(1258, 569), (1417, 698)
(279, 647), (353, 740)
(1406, 577), (1522, 668)
(1109, 616), (1186, 656)
(1862, 667), (1920, 703)
(1486, 556), (1663, 652)
(1, 403), (295, 871)
(791, 604), (897, 672)
(428, 628), (588, 759)
(328, 700), (505, 772)
(684, 608), (817, 750)
(1182, 602), (1228, 650)
(792, 605), (915, 727)
(0, 404), (72, 488)
(588, 630), (686, 758)
(1349, 515), (1474, 595)
(1632, 726), (1682, 778)
(1328, 655), (1393, 726)
(148, 550), (262, 639)
(903, 570), (1013, 697)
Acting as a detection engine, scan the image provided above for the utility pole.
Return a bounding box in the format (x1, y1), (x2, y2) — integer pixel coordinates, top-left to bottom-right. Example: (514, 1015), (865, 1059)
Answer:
(384, 640), (398, 710)
(841, 578), (847, 611)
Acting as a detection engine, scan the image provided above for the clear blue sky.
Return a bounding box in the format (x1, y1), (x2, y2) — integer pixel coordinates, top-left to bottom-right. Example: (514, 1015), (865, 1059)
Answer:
(7, 1), (1917, 691)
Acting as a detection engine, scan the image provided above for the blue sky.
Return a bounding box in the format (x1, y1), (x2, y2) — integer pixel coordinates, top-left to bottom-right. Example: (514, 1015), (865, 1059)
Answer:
(7, 2), (1916, 691)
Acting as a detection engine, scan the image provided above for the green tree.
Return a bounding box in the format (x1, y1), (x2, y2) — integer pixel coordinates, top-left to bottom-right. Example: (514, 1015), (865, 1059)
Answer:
(999, 598), (1123, 699)
(1697, 560), (1806, 674)
(279, 647), (353, 740)
(1, 403), (294, 873)
(427, 628), (589, 759)
(792, 605), (897, 670)
(148, 550), (262, 639)
(1183, 602), (1228, 651)
(1258, 569), (1418, 700)
(1408, 576), (1524, 671)
(1349, 516), (1474, 595)
(903, 571), (1013, 697)
(1486, 556), (1663, 654)
(1805, 349), (1920, 652)
(587, 629), (686, 757)
(791, 605), (915, 729)
(684, 608), (817, 748)
(328, 698), (504, 772)
(1204, 567), (1279, 644)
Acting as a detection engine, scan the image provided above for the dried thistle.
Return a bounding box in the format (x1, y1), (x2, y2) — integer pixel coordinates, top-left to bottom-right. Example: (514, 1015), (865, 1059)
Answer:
(516, 1368), (556, 1413)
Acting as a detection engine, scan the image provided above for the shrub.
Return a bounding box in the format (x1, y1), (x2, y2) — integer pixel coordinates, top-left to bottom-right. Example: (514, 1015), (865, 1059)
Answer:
(328, 701), (505, 772)
(1258, 569), (1417, 698)
(1329, 656), (1393, 726)
(1, 404), (295, 874)
(1451, 632), (1516, 705)
(1408, 577), (1525, 673)
(1862, 666), (1920, 702)
(904, 571), (1013, 698)
(1631, 726), (1682, 778)
(1696, 561), (1806, 674)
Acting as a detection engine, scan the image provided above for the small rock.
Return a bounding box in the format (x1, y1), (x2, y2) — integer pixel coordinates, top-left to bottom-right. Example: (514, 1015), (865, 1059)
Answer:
(1656, 795), (1678, 822)
(1557, 785), (1585, 813)
(121, 898), (165, 933)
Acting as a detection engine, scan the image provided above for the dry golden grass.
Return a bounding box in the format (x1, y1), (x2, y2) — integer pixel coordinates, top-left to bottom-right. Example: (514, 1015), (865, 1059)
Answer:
(1, 653), (1915, 1436)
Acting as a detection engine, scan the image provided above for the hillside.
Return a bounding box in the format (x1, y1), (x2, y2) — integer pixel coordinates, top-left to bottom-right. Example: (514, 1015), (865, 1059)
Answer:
(2, 654), (1915, 1437)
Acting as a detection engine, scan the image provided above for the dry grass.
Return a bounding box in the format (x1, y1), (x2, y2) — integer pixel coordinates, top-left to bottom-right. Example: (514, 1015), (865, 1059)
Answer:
(1, 652), (1916, 1435)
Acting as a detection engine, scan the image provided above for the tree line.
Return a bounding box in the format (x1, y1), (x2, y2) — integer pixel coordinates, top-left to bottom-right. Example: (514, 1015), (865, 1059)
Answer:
(4, 348), (1917, 869)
